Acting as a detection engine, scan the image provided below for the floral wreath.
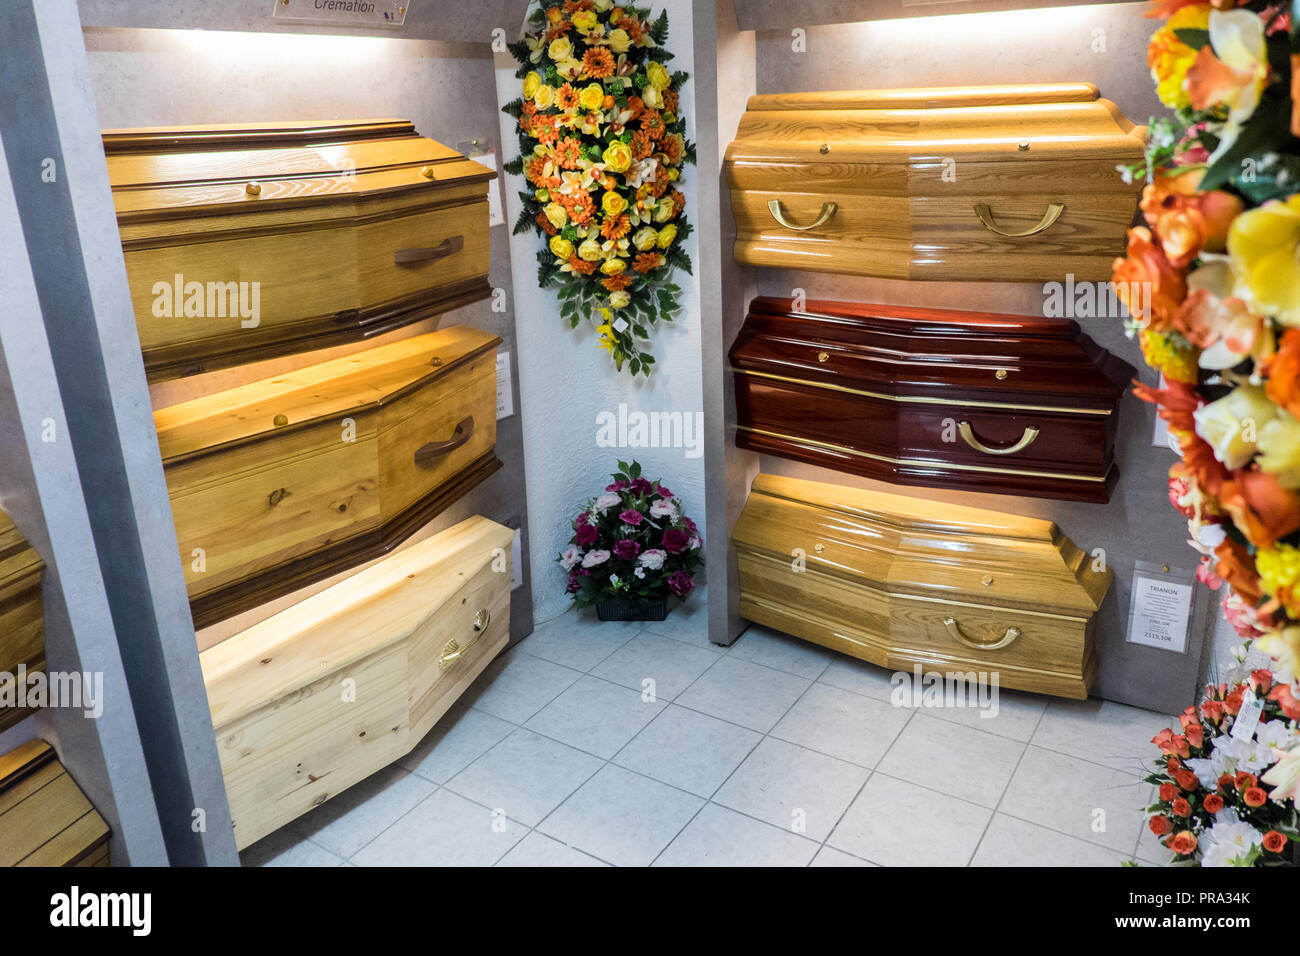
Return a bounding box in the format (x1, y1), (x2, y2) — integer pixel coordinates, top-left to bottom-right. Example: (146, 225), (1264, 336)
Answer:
(503, 0), (696, 376)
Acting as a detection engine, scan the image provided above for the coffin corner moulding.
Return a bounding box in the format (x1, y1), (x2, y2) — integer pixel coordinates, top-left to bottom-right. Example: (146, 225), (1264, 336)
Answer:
(730, 295), (1134, 503)
(105, 118), (496, 381)
(0, 509), (45, 733)
(732, 473), (1110, 699)
(724, 82), (1145, 282)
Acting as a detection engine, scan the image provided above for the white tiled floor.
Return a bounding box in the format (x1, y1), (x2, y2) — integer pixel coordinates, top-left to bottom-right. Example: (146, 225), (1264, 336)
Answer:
(241, 607), (1179, 868)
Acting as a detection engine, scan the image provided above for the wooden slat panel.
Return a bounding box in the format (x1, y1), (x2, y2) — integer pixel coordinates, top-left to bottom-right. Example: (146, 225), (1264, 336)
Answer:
(0, 770), (92, 866)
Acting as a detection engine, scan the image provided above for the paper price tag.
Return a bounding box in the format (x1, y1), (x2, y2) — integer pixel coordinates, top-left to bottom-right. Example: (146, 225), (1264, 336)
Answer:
(1126, 562), (1194, 654)
(1231, 696), (1265, 741)
(496, 351), (514, 420)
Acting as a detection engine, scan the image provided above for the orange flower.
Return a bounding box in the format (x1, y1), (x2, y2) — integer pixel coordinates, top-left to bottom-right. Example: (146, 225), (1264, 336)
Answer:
(630, 128), (654, 159)
(555, 83), (581, 111)
(1153, 727), (1191, 758)
(567, 256), (597, 275)
(535, 211), (558, 236)
(671, 189), (686, 218)
(567, 193), (596, 226)
(660, 133), (684, 164)
(640, 108), (666, 140)
(1263, 830), (1289, 853)
(1185, 41), (1262, 113)
(1264, 329), (1300, 419)
(1145, 0), (1216, 16)
(1112, 227), (1187, 332)
(616, 15), (643, 41)
(553, 136), (583, 170)
(1140, 170), (1244, 265)
(1218, 468), (1300, 549)
(663, 88), (680, 113)
(600, 214), (631, 240)
(1173, 288), (1266, 357)
(1168, 830), (1198, 855)
(633, 252), (662, 273)
(583, 47), (615, 79)
(1172, 797), (1192, 816)
(1269, 682), (1300, 720)
(1215, 537), (1263, 606)
(1243, 786), (1267, 807)
(562, 0), (594, 12)
(625, 95), (645, 119)
(601, 274), (632, 291)
(1203, 793), (1225, 813)
(1149, 815), (1173, 836)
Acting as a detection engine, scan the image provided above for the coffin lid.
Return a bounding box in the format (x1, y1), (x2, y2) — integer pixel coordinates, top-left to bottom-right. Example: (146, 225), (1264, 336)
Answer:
(730, 296), (1131, 413)
(154, 325), (500, 465)
(0, 508), (43, 603)
(727, 82), (1146, 165)
(104, 119), (495, 222)
(201, 516), (513, 726)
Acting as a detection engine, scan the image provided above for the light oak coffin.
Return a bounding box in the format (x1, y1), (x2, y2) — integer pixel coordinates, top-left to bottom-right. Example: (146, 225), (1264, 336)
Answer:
(0, 739), (110, 866)
(732, 474), (1110, 698)
(724, 83), (1145, 282)
(155, 325), (501, 629)
(201, 516), (512, 850)
(0, 510), (44, 733)
(105, 119), (495, 381)
(730, 296), (1133, 502)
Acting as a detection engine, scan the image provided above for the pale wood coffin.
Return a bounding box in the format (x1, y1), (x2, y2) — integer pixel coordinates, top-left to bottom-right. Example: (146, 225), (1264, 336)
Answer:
(732, 474), (1110, 698)
(730, 296), (1134, 502)
(201, 516), (513, 850)
(155, 325), (501, 628)
(1, 739), (110, 866)
(0, 510), (44, 733)
(724, 83), (1145, 281)
(105, 119), (495, 381)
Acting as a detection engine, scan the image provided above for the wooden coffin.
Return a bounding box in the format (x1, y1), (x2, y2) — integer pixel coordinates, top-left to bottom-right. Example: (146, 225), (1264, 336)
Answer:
(724, 83), (1145, 282)
(1, 739), (110, 866)
(730, 296), (1133, 503)
(732, 474), (1110, 699)
(155, 325), (501, 629)
(201, 516), (513, 850)
(105, 119), (495, 381)
(0, 510), (44, 733)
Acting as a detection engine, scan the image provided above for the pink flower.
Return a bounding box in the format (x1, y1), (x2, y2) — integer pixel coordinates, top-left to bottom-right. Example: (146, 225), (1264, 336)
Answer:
(559, 545), (583, 570)
(666, 571), (694, 597)
(593, 492), (622, 512)
(581, 549), (611, 568)
(649, 499), (678, 520)
(661, 528), (690, 553)
(638, 549), (666, 570)
(575, 523), (598, 546)
(612, 539), (640, 560)
(619, 509), (644, 526)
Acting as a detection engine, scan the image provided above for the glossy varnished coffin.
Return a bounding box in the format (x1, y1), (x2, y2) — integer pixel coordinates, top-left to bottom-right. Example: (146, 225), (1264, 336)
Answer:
(155, 325), (501, 629)
(733, 474), (1110, 699)
(201, 516), (512, 849)
(0, 740), (110, 866)
(105, 119), (495, 381)
(730, 296), (1133, 502)
(724, 83), (1145, 281)
(0, 511), (44, 733)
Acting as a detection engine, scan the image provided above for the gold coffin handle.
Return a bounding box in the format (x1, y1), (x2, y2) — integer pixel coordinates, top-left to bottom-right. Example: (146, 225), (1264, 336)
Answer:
(394, 235), (464, 265)
(943, 617), (1021, 651)
(957, 421), (1040, 456)
(414, 416), (475, 464)
(439, 608), (491, 671)
(768, 199), (838, 232)
(973, 202), (1064, 238)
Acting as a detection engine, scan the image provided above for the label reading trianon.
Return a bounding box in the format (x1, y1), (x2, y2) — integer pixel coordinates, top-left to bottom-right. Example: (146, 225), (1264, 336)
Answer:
(1126, 564), (1194, 654)
(271, 0), (409, 27)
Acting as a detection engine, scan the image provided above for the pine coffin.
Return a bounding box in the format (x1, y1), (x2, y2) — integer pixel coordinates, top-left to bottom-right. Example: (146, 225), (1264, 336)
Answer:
(105, 119), (495, 381)
(724, 83), (1145, 281)
(201, 516), (513, 850)
(155, 325), (501, 629)
(730, 296), (1133, 503)
(0, 739), (110, 866)
(0, 510), (44, 733)
(732, 474), (1110, 699)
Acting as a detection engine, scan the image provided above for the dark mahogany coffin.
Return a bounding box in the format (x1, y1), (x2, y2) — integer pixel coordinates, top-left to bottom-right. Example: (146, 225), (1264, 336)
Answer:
(729, 297), (1134, 502)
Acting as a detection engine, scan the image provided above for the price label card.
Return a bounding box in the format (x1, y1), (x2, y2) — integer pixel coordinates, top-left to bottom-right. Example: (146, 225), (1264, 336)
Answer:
(1231, 696), (1265, 741)
(1126, 562), (1194, 654)
(496, 351), (514, 420)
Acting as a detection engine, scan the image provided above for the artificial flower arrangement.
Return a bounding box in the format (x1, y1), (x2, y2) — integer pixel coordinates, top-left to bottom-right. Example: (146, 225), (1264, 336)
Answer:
(1114, 0), (1300, 683)
(558, 460), (703, 620)
(1145, 669), (1300, 865)
(502, 0), (696, 377)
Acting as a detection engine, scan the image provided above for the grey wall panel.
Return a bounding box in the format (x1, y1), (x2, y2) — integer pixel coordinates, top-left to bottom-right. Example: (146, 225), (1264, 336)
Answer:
(733, 0), (1144, 32)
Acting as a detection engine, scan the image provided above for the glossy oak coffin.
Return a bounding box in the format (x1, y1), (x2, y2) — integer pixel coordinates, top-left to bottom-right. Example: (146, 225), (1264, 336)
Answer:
(733, 474), (1110, 699)
(0, 511), (44, 733)
(201, 516), (512, 850)
(731, 296), (1133, 502)
(724, 83), (1145, 281)
(105, 119), (495, 381)
(0, 740), (110, 866)
(156, 325), (501, 629)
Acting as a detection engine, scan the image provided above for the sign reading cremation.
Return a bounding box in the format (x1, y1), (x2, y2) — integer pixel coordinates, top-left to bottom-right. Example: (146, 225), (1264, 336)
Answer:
(271, 0), (409, 27)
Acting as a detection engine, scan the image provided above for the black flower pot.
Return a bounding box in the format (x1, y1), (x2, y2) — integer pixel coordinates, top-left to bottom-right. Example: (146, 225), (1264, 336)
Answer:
(595, 596), (668, 622)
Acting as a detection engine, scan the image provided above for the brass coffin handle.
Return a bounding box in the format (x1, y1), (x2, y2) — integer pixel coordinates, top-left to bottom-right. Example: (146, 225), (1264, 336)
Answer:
(394, 235), (464, 265)
(439, 608), (491, 671)
(957, 421), (1040, 456)
(414, 416), (475, 464)
(768, 199), (838, 232)
(973, 202), (1064, 238)
(943, 617), (1021, 651)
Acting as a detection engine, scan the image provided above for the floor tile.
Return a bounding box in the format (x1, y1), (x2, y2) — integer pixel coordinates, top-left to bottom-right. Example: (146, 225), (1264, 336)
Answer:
(241, 831), (345, 868)
(1032, 698), (1178, 775)
(829, 774), (991, 866)
(538, 764), (704, 867)
(876, 712), (1025, 808)
(612, 705), (761, 797)
(818, 656), (908, 704)
(653, 803), (819, 867)
(399, 703), (515, 784)
(810, 846), (877, 867)
(524, 674), (666, 758)
(972, 813), (1130, 867)
(1000, 745), (1147, 854)
(922, 686), (1047, 743)
(458, 648), (582, 724)
(590, 631), (721, 701)
(727, 625), (834, 680)
(770, 682), (912, 768)
(640, 590), (716, 648)
(287, 765), (437, 859)
(496, 832), (610, 867)
(516, 611), (636, 671)
(351, 789), (525, 866)
(445, 727), (604, 827)
(713, 736), (869, 842)
(675, 655), (811, 733)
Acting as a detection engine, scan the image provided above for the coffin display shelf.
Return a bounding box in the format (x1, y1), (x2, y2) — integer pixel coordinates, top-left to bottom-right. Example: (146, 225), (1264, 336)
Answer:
(155, 325), (501, 630)
(0, 739), (110, 866)
(732, 473), (1111, 699)
(0, 509), (44, 733)
(105, 119), (495, 382)
(724, 82), (1146, 282)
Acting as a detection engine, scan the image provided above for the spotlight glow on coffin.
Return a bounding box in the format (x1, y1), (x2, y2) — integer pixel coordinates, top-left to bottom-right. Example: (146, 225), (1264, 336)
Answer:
(847, 2), (1106, 40)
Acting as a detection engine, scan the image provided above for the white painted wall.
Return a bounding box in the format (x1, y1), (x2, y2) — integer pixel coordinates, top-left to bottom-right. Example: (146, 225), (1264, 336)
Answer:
(494, 0), (706, 624)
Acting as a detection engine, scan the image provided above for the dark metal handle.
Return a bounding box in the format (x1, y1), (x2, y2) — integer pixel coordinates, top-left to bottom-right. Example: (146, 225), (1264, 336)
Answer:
(414, 416), (474, 464)
(394, 235), (463, 265)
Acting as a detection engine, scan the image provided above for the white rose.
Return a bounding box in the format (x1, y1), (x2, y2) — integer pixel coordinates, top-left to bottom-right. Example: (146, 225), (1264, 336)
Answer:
(649, 499), (678, 520)
(637, 549), (667, 570)
(559, 545), (584, 571)
(582, 549), (611, 568)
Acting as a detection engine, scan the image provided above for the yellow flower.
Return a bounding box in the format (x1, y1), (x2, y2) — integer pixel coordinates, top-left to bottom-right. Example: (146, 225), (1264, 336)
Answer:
(578, 238), (604, 261)
(1138, 330), (1200, 384)
(1147, 5), (1211, 110)
(600, 257), (627, 276)
(549, 236), (575, 260)
(534, 188), (550, 202)
(602, 141), (633, 173)
(596, 322), (616, 354)
(579, 82), (605, 112)
(533, 83), (554, 110)
(601, 190), (628, 217)
(653, 196), (675, 223)
(1229, 195), (1300, 327)
(632, 226), (659, 252)
(646, 61), (671, 91)
(572, 10), (599, 31)
(1256, 543), (1300, 617)
(607, 28), (632, 54)
(609, 290), (631, 309)
(640, 84), (663, 109)
(1193, 384), (1278, 469)
(543, 203), (568, 230)
(522, 71), (543, 100)
(1258, 412), (1300, 490)
(656, 224), (678, 250)
(548, 36), (574, 62)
